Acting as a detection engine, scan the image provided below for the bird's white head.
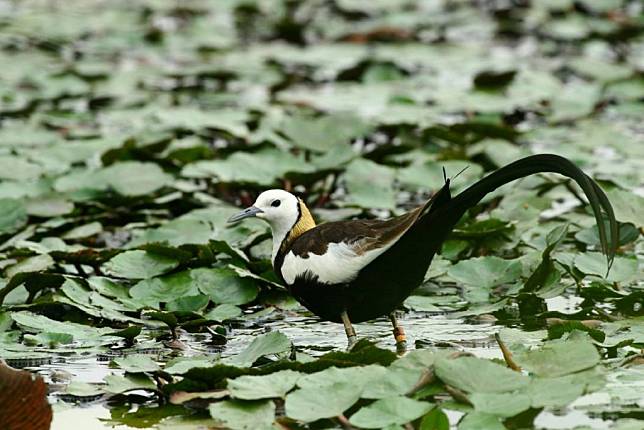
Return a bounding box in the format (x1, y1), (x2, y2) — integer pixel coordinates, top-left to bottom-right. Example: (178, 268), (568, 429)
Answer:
(228, 189), (315, 262)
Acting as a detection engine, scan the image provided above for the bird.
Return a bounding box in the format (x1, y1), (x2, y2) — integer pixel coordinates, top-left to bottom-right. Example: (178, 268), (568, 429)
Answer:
(228, 154), (618, 352)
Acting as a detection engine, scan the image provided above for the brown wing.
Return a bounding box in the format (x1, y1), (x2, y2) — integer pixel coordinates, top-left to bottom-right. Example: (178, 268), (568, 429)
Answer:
(287, 208), (422, 257)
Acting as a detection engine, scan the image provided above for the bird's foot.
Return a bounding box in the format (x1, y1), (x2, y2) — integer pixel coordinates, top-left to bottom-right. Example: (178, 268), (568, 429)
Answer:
(346, 335), (358, 351)
(389, 312), (408, 355)
(393, 327), (407, 355)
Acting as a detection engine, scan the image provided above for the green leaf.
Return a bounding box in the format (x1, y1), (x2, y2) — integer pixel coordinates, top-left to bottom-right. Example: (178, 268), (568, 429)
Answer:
(64, 381), (103, 397)
(285, 380), (362, 422)
(228, 370), (302, 400)
(280, 112), (372, 152)
(164, 356), (217, 375)
(468, 392), (531, 417)
(127, 219), (213, 247)
(205, 304), (242, 322)
(193, 268), (258, 305)
(6, 254), (54, 278)
(513, 336), (600, 377)
(457, 412), (505, 430)
(525, 375), (586, 408)
(10, 311), (115, 345)
(574, 252), (638, 283)
(25, 196), (74, 217)
(224, 331), (291, 367)
(130, 271), (197, 307)
(103, 161), (172, 196)
(182, 148), (314, 186)
(344, 158), (396, 209)
(209, 400), (275, 430)
(605, 188), (644, 227)
(448, 257), (522, 289)
(113, 354), (161, 373)
(420, 407), (450, 430)
(434, 356), (529, 393)
(0, 198), (28, 234)
(447, 256), (522, 302)
(23, 332), (73, 347)
(166, 294), (210, 312)
(349, 396), (433, 428)
(109, 326), (142, 342)
(104, 374), (157, 394)
(104, 250), (180, 280)
(0, 156), (43, 180)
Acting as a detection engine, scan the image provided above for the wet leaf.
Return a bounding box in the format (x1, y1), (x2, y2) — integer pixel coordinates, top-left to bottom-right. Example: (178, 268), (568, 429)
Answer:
(344, 158), (396, 209)
(0, 199), (28, 234)
(209, 400), (275, 430)
(457, 412), (504, 430)
(349, 396), (433, 428)
(224, 331), (291, 367)
(574, 252), (638, 283)
(285, 380), (362, 422)
(228, 370), (301, 400)
(205, 304), (242, 322)
(193, 268), (259, 305)
(513, 336), (600, 377)
(419, 407), (450, 430)
(280, 112), (372, 152)
(434, 356), (529, 393)
(468, 392), (531, 417)
(104, 250), (180, 280)
(113, 355), (161, 373)
(104, 374), (157, 394)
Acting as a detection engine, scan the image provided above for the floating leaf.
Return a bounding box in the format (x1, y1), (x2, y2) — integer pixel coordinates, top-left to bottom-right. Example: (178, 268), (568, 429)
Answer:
(468, 392), (531, 417)
(285, 380), (362, 422)
(104, 250), (180, 280)
(228, 370), (302, 400)
(193, 268), (259, 306)
(513, 336), (600, 377)
(344, 158), (396, 209)
(434, 356), (529, 393)
(209, 400), (275, 430)
(224, 331), (291, 367)
(349, 396), (433, 428)
(103, 374), (157, 394)
(113, 355), (161, 373)
(0, 198), (28, 234)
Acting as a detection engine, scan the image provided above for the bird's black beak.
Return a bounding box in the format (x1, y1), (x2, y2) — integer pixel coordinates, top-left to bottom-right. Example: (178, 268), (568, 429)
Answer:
(227, 206), (263, 223)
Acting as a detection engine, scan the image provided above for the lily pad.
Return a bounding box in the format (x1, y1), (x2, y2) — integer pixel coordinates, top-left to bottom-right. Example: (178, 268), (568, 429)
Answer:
(349, 396), (433, 428)
(104, 250), (180, 280)
(228, 370), (302, 400)
(209, 400), (275, 430)
(434, 356), (529, 393)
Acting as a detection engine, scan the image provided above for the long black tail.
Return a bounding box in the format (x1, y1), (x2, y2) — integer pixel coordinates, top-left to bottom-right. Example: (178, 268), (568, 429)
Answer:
(433, 154), (618, 271)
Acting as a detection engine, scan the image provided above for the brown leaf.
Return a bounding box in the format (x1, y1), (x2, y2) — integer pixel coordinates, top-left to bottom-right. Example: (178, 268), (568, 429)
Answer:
(0, 360), (52, 430)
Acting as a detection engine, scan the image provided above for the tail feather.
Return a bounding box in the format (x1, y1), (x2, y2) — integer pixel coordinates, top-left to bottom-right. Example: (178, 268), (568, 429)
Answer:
(437, 154), (618, 272)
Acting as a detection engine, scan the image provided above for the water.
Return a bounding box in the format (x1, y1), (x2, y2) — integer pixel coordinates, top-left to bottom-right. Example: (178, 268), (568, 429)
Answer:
(33, 296), (621, 429)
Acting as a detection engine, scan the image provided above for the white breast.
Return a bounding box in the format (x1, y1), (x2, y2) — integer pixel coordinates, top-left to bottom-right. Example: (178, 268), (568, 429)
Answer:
(279, 241), (392, 285)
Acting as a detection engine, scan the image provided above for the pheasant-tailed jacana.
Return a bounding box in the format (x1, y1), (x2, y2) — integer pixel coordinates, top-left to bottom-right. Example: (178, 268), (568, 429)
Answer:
(228, 154), (618, 351)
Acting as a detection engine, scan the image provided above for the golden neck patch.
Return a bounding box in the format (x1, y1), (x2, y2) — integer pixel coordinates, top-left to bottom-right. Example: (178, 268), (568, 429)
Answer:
(280, 199), (316, 252)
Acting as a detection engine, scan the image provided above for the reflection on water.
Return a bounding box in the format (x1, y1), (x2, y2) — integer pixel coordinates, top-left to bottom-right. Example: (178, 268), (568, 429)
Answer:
(33, 296), (613, 429)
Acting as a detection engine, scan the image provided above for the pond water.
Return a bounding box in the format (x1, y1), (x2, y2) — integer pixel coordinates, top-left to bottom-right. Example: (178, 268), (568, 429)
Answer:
(36, 296), (619, 430)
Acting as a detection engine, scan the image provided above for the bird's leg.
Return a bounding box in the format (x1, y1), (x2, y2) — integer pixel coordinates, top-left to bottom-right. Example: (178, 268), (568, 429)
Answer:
(340, 310), (357, 350)
(389, 311), (407, 354)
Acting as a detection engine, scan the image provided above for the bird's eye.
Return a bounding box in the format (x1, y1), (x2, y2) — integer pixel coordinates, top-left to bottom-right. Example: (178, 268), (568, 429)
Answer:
(271, 200), (281, 207)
